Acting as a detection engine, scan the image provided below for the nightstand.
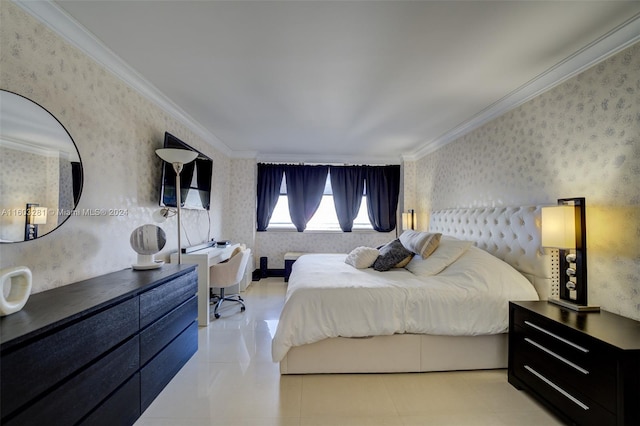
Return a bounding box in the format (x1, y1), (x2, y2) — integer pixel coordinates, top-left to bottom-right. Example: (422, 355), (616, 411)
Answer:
(508, 301), (640, 426)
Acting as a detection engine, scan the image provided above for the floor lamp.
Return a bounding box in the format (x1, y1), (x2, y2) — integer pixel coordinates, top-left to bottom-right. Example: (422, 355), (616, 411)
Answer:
(156, 148), (198, 264)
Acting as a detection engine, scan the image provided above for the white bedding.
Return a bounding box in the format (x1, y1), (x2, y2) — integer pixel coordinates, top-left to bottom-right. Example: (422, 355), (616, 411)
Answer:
(272, 245), (539, 362)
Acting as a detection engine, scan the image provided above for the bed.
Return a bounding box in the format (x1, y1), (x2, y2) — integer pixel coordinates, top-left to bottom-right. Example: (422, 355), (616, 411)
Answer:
(273, 206), (553, 374)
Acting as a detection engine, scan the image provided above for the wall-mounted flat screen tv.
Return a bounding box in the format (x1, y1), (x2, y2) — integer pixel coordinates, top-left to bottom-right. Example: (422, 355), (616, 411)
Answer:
(159, 132), (213, 210)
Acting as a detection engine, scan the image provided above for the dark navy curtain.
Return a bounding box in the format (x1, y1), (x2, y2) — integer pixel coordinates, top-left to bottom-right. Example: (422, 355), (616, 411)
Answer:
(329, 166), (365, 232)
(284, 165), (329, 232)
(256, 163), (285, 231)
(365, 165), (401, 232)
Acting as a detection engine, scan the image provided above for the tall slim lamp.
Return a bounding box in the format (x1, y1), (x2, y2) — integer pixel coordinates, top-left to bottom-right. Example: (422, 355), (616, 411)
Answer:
(402, 209), (416, 230)
(541, 197), (599, 312)
(25, 204), (48, 240)
(156, 148), (198, 264)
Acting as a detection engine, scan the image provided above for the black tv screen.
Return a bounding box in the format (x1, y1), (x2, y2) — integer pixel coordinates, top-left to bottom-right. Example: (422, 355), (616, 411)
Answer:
(159, 132), (213, 210)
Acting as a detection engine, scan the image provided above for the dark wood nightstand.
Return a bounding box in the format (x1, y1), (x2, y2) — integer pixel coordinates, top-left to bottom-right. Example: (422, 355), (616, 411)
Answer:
(508, 301), (640, 426)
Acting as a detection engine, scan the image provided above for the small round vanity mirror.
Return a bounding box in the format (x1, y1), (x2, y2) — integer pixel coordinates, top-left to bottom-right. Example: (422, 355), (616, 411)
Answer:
(0, 90), (83, 243)
(130, 224), (166, 270)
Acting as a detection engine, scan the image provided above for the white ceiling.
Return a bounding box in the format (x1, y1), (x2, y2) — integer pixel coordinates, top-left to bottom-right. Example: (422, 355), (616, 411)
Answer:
(26, 1), (640, 163)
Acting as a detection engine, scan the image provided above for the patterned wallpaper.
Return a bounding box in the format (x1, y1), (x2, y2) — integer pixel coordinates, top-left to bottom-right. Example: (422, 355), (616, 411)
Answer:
(409, 42), (640, 320)
(2, 0), (638, 323)
(229, 160), (397, 269)
(255, 230), (395, 270)
(0, 147), (58, 241)
(0, 2), (230, 293)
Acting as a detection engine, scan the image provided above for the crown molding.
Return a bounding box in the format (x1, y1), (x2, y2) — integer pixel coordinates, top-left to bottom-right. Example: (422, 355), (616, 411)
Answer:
(14, 0), (234, 157)
(405, 12), (640, 161)
(257, 153), (401, 165)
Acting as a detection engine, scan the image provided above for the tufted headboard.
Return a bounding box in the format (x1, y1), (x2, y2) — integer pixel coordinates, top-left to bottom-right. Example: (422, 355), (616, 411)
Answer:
(429, 206), (553, 300)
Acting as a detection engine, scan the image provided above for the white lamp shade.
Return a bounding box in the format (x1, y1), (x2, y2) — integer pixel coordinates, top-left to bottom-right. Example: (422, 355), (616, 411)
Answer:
(156, 148), (198, 165)
(31, 207), (48, 225)
(401, 212), (412, 230)
(541, 205), (576, 248)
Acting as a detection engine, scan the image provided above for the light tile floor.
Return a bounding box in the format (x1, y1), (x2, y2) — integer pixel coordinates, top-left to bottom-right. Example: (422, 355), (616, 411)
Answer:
(135, 278), (564, 426)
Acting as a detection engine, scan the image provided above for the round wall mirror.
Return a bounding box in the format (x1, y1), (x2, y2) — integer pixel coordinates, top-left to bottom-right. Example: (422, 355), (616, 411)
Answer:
(0, 90), (83, 243)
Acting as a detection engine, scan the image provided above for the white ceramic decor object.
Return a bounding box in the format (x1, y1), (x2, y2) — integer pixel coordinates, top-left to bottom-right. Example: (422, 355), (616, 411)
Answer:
(0, 266), (33, 316)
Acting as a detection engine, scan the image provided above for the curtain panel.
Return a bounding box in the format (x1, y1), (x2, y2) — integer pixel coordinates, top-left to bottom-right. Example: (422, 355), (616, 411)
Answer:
(284, 165), (329, 232)
(365, 165), (401, 232)
(256, 163), (285, 231)
(329, 166), (365, 232)
(256, 163), (399, 232)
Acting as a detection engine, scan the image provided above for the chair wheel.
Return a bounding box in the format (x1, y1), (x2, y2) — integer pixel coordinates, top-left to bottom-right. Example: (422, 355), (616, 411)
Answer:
(215, 313), (220, 319)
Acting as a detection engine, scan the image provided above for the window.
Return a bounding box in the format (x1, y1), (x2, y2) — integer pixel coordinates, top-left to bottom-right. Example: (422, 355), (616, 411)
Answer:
(267, 174), (373, 231)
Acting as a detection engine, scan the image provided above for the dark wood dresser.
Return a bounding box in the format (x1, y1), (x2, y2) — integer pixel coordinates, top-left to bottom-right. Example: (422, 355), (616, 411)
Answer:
(0, 265), (198, 426)
(508, 301), (640, 426)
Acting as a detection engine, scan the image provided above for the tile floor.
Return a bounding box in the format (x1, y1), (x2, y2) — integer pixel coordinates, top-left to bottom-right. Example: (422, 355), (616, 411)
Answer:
(135, 278), (564, 426)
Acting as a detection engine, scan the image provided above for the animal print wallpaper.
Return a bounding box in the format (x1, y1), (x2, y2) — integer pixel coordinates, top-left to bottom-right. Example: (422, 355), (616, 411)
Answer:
(1, 1), (638, 323)
(409, 42), (640, 320)
(0, 2), (231, 292)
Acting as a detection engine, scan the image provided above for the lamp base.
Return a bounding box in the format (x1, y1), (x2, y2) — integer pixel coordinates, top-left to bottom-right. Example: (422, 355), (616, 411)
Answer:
(548, 298), (600, 312)
(132, 254), (164, 270)
(132, 261), (164, 271)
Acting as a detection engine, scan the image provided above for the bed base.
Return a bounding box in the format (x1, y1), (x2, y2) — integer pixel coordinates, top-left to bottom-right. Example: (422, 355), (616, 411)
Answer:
(279, 205), (550, 375)
(280, 333), (507, 374)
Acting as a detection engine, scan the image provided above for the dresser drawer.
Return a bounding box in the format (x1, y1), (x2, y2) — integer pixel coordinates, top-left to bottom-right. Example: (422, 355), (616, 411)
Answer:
(79, 373), (141, 426)
(512, 306), (615, 377)
(140, 295), (197, 365)
(1, 297), (139, 417)
(5, 335), (139, 426)
(140, 321), (198, 412)
(140, 269), (197, 328)
(512, 359), (615, 426)
(512, 325), (616, 412)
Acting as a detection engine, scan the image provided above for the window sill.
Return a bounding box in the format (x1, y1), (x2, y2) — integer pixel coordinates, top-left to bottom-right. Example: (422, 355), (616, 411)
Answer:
(264, 226), (382, 234)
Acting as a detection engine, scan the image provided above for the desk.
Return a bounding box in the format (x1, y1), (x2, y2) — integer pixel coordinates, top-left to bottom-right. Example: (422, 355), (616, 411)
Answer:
(171, 244), (249, 326)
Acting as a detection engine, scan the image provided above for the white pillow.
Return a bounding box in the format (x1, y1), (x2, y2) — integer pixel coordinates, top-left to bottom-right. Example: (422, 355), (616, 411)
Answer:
(405, 238), (473, 276)
(399, 230), (442, 258)
(345, 247), (380, 269)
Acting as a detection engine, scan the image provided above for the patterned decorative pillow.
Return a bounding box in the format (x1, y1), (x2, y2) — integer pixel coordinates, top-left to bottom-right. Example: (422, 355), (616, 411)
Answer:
(399, 230), (442, 258)
(345, 247), (380, 269)
(373, 239), (414, 272)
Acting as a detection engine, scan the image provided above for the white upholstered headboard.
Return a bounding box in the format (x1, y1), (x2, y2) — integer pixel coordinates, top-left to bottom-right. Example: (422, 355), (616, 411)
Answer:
(429, 206), (553, 300)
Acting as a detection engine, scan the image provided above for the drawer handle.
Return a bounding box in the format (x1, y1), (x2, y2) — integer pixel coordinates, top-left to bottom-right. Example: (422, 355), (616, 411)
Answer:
(524, 365), (590, 411)
(524, 338), (589, 375)
(524, 321), (589, 353)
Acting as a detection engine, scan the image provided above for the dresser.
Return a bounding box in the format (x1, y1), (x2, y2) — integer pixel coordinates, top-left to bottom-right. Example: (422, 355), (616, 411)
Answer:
(0, 265), (198, 426)
(508, 301), (640, 426)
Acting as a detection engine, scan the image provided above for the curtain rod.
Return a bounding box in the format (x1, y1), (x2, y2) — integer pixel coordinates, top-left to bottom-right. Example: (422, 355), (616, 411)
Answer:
(258, 162), (399, 167)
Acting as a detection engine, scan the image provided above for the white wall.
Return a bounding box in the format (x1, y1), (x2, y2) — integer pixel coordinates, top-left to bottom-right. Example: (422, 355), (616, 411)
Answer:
(5, 0), (637, 322)
(408, 42), (640, 320)
(0, 2), (231, 293)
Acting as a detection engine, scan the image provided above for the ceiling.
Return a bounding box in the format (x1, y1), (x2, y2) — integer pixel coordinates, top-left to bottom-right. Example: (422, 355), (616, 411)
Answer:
(27, 1), (640, 163)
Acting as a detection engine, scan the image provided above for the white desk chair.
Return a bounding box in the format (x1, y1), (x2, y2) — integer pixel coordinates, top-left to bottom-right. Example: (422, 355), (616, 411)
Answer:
(209, 248), (251, 319)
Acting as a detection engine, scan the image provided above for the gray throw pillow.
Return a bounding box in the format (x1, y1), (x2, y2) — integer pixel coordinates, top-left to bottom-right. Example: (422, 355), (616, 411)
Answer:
(373, 239), (414, 272)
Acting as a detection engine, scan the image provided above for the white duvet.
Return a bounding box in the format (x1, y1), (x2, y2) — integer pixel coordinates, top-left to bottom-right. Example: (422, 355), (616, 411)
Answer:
(272, 245), (539, 362)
